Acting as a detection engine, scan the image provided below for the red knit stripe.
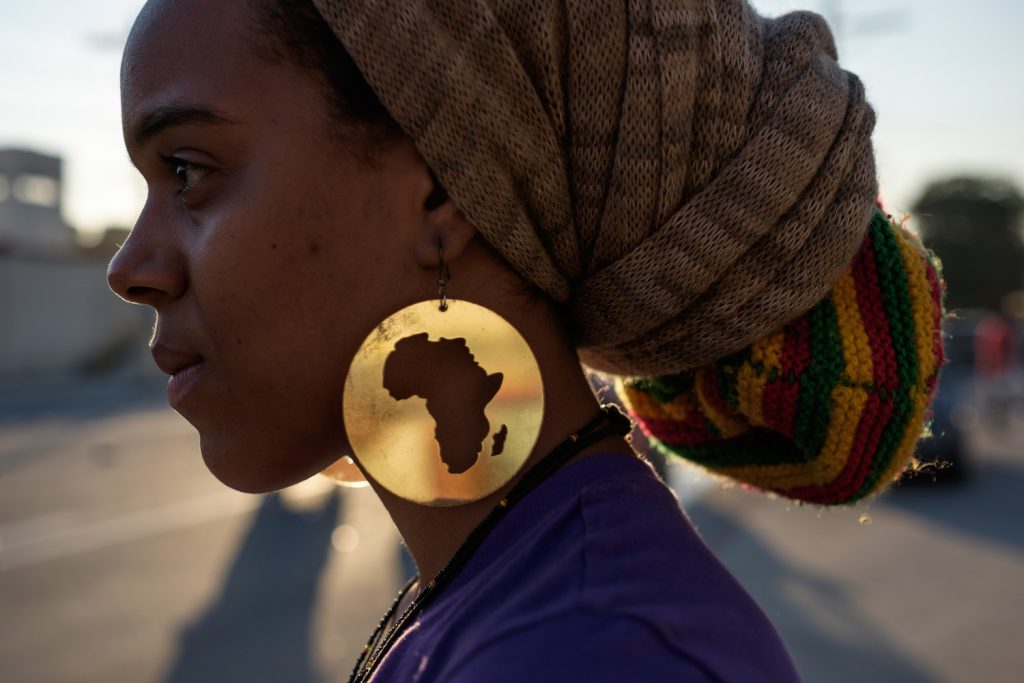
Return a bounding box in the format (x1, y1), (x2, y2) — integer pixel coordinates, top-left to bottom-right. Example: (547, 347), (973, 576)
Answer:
(835, 391), (896, 501)
(783, 231), (900, 503)
(852, 231), (898, 390)
(699, 369), (740, 425)
(762, 315), (810, 439)
(786, 390), (894, 504)
(639, 414), (719, 445)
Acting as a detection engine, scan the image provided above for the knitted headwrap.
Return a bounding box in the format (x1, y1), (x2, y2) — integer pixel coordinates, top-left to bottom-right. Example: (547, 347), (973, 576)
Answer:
(621, 211), (945, 504)
(311, 0), (944, 503)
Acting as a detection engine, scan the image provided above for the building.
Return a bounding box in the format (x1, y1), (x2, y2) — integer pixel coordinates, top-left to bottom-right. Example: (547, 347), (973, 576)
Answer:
(0, 148), (154, 380)
(0, 148), (77, 257)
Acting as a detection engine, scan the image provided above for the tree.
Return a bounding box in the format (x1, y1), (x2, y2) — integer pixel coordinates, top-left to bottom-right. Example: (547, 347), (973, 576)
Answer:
(912, 176), (1024, 311)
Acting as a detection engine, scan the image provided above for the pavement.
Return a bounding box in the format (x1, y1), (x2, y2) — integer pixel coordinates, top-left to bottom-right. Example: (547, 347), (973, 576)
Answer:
(687, 420), (1024, 683)
(0, 376), (1021, 682)
(1, 376), (401, 683)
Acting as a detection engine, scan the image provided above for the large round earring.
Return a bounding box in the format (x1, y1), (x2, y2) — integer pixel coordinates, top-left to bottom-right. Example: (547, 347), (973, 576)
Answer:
(331, 245), (545, 506)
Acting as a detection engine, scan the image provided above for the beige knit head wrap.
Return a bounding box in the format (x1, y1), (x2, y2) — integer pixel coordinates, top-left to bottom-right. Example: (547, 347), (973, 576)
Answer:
(313, 0), (878, 377)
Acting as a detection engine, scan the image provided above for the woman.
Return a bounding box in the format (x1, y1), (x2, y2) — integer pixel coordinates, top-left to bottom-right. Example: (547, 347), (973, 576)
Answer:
(107, 0), (943, 681)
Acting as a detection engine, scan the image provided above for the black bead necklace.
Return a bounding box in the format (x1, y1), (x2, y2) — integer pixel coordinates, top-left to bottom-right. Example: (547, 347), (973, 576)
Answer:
(347, 405), (633, 683)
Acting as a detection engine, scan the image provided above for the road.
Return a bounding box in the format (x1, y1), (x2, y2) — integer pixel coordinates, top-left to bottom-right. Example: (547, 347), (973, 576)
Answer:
(0, 377), (403, 683)
(0, 377), (1021, 682)
(687, 419), (1024, 683)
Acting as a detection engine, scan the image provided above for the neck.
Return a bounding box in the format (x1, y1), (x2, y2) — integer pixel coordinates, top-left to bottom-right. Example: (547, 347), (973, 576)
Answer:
(364, 296), (633, 584)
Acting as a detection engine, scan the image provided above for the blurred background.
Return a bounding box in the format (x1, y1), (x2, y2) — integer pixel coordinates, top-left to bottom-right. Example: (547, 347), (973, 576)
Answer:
(1, 0), (1022, 681)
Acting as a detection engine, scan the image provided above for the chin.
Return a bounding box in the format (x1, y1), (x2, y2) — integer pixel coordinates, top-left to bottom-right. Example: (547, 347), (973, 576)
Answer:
(198, 432), (331, 494)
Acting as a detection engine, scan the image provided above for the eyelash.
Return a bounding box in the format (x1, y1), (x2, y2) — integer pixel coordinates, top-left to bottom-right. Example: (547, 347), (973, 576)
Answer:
(161, 155), (208, 195)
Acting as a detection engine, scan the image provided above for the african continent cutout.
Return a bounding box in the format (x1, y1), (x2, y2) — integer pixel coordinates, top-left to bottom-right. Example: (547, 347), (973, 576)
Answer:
(382, 333), (509, 474)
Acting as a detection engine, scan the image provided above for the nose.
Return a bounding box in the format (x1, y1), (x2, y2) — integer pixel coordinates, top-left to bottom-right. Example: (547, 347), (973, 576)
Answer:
(106, 203), (187, 307)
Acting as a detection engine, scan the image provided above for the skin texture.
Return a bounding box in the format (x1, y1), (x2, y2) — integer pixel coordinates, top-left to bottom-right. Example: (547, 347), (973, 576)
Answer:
(109, 0), (632, 582)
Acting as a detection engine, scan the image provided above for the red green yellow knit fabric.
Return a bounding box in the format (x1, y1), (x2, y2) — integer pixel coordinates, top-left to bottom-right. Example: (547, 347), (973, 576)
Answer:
(619, 210), (945, 505)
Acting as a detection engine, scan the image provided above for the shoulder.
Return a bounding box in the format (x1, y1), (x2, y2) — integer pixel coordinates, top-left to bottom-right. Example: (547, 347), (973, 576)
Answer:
(575, 461), (761, 619)
(571, 463), (800, 681)
(448, 611), (724, 683)
(428, 454), (799, 682)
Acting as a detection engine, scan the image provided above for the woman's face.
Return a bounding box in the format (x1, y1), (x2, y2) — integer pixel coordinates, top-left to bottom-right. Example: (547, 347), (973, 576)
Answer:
(109, 0), (434, 492)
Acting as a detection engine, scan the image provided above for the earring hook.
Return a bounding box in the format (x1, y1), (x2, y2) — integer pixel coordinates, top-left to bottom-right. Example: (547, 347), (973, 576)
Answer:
(438, 243), (451, 312)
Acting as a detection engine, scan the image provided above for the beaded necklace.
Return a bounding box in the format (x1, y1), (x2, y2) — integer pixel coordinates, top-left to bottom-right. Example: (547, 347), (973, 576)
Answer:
(348, 404), (633, 683)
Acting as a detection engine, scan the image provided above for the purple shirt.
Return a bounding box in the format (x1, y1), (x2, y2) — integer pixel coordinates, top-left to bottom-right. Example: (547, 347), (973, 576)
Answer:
(371, 452), (800, 682)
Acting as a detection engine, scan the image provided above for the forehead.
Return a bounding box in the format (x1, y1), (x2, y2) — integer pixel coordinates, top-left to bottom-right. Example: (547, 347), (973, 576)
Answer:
(121, 0), (269, 136)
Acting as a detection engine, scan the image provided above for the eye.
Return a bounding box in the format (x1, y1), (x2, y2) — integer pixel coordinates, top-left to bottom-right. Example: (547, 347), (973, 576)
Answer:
(174, 161), (207, 194)
(161, 155), (210, 195)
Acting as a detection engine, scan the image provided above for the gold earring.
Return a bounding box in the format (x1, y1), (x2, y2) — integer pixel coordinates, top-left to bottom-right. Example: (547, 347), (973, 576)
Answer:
(337, 243), (545, 505)
(437, 244), (451, 312)
(320, 246), (458, 489)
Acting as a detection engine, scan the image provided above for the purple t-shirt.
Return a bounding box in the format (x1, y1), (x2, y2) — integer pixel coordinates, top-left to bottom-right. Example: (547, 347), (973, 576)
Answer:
(370, 452), (800, 682)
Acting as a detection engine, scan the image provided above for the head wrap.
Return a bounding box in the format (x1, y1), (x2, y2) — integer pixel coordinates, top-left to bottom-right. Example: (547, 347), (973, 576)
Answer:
(311, 1), (946, 504)
(312, 0), (877, 377)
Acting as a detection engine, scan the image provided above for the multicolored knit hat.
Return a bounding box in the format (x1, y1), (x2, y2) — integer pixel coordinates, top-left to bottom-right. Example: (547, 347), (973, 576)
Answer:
(620, 210), (945, 505)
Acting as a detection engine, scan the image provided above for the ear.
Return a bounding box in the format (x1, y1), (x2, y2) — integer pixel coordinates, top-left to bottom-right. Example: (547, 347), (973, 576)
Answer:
(413, 171), (478, 269)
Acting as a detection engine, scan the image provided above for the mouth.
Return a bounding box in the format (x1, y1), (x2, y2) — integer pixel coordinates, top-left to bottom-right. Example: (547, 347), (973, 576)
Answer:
(151, 344), (207, 408)
(166, 360), (206, 408)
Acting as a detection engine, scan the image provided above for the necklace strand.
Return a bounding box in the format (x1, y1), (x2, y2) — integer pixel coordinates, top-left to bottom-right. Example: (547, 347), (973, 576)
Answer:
(347, 405), (632, 683)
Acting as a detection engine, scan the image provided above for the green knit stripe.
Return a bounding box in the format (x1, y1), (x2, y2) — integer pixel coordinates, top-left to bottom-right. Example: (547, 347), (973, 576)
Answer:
(629, 372), (695, 405)
(789, 294), (844, 462)
(855, 211), (918, 497)
(716, 346), (751, 413)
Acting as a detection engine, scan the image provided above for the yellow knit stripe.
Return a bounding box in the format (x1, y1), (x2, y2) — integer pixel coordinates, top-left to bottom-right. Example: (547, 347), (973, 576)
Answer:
(618, 381), (693, 422)
(895, 226), (939, 382)
(736, 362), (765, 425)
(755, 329), (785, 370)
(715, 385), (869, 489)
(738, 330), (785, 427)
(832, 269), (874, 386)
(805, 385), (871, 487)
(866, 223), (942, 495)
(617, 383), (638, 418)
(619, 383), (665, 419)
(877, 387), (932, 489)
(694, 369), (749, 438)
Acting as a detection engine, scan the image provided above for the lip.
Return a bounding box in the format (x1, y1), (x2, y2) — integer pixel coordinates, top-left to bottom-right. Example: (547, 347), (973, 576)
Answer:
(167, 360), (206, 407)
(151, 344), (206, 408)
(152, 344), (204, 375)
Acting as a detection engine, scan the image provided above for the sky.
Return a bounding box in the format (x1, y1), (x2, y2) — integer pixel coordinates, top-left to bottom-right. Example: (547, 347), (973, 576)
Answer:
(1, 0), (1022, 238)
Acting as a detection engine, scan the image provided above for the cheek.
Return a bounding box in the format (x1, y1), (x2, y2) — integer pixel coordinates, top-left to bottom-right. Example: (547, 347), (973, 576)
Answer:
(196, 144), (417, 345)
(184, 171), (420, 491)
(193, 176), (406, 382)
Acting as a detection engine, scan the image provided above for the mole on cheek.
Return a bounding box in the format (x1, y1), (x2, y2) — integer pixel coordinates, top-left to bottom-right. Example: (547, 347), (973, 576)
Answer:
(308, 241), (321, 255)
(271, 243), (278, 251)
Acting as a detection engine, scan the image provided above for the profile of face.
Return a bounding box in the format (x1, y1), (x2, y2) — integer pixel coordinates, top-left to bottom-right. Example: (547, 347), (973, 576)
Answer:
(108, 0), (449, 493)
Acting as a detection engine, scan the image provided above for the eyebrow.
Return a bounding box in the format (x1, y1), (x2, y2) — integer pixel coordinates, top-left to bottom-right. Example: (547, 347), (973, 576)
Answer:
(129, 104), (237, 149)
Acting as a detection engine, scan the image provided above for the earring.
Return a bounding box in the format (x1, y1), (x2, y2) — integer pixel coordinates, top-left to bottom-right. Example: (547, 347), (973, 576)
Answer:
(336, 244), (545, 505)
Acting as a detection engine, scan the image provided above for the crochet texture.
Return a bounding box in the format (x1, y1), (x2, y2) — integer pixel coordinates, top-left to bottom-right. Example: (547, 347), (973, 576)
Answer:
(620, 211), (944, 504)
